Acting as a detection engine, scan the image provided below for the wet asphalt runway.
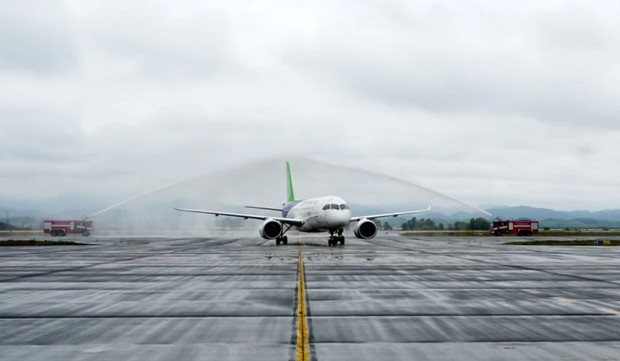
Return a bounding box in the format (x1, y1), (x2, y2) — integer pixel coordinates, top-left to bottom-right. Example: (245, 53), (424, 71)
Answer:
(1, 234), (620, 360)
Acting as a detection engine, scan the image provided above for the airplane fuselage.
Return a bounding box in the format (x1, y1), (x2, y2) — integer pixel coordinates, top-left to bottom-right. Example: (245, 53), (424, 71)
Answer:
(283, 196), (351, 232)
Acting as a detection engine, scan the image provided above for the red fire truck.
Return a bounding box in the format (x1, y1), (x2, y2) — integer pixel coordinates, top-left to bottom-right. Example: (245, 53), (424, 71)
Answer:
(491, 218), (539, 236)
(43, 219), (94, 237)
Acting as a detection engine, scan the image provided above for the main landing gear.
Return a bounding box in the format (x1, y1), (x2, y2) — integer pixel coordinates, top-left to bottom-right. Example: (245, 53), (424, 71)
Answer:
(275, 224), (293, 246)
(328, 229), (345, 247)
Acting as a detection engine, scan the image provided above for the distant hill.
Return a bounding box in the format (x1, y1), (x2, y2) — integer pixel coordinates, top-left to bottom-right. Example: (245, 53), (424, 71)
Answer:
(0, 221), (19, 231)
(363, 205), (620, 230)
(484, 206), (620, 229)
(486, 206), (620, 222)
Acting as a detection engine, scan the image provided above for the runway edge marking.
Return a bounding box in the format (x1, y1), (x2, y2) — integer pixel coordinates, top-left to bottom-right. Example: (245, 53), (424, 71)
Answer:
(296, 246), (310, 361)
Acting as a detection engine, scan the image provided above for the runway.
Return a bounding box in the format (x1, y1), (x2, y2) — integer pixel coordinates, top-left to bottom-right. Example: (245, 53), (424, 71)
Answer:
(1, 234), (620, 360)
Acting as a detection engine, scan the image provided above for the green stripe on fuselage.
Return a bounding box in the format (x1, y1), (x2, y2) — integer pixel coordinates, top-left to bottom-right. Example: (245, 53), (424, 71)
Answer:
(286, 161), (296, 202)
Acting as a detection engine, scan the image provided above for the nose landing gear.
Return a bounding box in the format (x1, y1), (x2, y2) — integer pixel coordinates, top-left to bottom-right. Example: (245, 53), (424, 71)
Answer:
(328, 229), (345, 247)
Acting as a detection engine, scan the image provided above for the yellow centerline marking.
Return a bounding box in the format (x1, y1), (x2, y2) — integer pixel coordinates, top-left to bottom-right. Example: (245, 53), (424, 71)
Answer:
(296, 246), (310, 361)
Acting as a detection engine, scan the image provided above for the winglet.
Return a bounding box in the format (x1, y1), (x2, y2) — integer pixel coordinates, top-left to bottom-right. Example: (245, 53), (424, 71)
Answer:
(286, 161), (296, 202)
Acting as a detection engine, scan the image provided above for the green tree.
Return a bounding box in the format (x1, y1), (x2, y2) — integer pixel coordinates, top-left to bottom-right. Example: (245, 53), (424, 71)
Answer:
(420, 218), (437, 230)
(409, 217), (418, 230)
(469, 217), (491, 230)
(453, 221), (470, 230)
(383, 221), (393, 230)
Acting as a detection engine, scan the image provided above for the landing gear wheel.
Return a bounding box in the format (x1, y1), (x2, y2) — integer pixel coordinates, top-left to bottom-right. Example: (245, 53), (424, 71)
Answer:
(282, 236), (288, 245)
(339, 236), (345, 245)
(276, 238), (281, 246)
(328, 238), (335, 247)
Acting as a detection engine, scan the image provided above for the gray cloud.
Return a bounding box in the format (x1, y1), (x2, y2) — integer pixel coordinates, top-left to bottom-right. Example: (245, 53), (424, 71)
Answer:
(0, 1), (79, 75)
(285, 1), (620, 127)
(82, 2), (238, 80)
(0, 0), (618, 210)
(0, 107), (91, 164)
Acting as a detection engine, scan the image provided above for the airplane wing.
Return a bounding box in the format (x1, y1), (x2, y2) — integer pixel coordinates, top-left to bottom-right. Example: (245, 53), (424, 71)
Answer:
(349, 206), (431, 222)
(244, 205), (283, 212)
(173, 207), (305, 227)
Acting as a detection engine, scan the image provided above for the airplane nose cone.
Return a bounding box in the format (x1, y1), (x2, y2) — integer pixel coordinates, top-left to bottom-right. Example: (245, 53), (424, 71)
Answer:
(324, 209), (351, 229)
(337, 210), (351, 227)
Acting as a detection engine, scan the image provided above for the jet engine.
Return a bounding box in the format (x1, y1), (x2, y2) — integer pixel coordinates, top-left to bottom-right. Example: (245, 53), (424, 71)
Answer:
(354, 219), (377, 239)
(259, 219), (282, 239)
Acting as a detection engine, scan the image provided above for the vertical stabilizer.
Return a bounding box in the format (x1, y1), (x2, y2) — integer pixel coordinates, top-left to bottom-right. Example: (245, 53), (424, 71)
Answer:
(286, 161), (296, 202)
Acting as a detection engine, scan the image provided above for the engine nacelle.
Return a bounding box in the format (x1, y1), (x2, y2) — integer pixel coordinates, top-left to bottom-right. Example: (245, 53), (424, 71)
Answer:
(259, 219), (282, 239)
(354, 219), (377, 239)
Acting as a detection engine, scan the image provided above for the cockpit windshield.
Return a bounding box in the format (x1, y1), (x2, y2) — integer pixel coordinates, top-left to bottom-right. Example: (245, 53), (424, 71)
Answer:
(323, 204), (348, 210)
(323, 203), (350, 210)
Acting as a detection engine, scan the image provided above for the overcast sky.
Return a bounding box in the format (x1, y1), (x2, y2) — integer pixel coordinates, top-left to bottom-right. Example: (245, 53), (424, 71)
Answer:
(1, 0), (619, 211)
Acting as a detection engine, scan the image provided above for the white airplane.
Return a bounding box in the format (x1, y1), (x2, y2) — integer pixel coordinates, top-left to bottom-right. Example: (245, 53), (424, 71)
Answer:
(175, 162), (430, 246)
